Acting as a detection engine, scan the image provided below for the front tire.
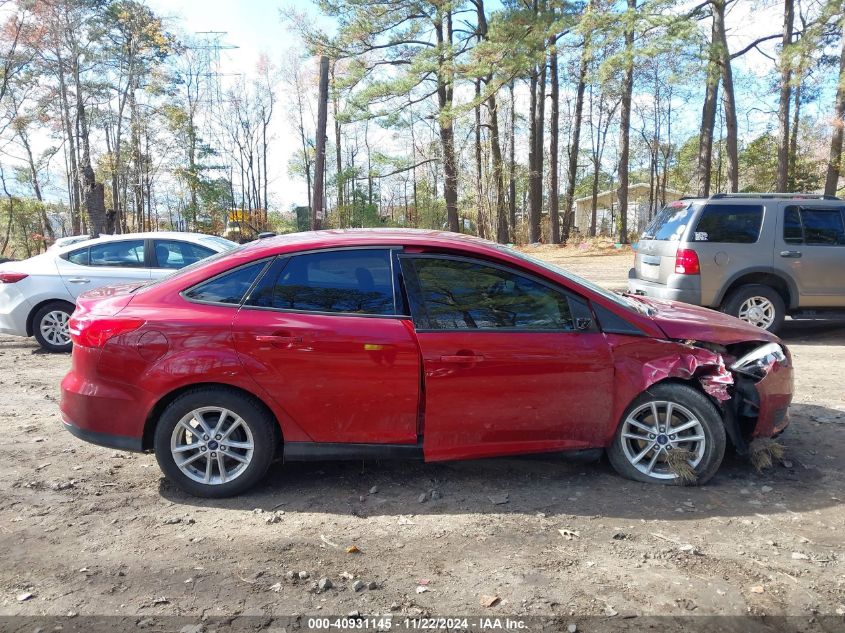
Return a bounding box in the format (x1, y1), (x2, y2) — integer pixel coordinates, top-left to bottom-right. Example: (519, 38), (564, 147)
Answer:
(32, 301), (74, 353)
(153, 388), (277, 498)
(722, 284), (785, 334)
(607, 383), (726, 486)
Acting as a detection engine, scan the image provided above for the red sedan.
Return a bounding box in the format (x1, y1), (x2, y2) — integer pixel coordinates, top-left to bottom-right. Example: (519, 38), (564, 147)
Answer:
(60, 230), (793, 497)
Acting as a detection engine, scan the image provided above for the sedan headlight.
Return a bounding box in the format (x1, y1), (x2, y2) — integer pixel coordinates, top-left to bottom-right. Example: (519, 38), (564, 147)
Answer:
(730, 343), (786, 378)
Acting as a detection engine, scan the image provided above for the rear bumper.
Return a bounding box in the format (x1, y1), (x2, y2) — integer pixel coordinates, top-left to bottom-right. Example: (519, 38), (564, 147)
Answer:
(628, 268), (701, 305)
(60, 346), (148, 452)
(0, 287), (31, 337)
(62, 416), (144, 452)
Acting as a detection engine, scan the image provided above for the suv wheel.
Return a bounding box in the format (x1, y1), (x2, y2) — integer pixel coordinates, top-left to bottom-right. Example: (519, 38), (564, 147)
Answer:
(154, 388), (277, 498)
(722, 284), (785, 333)
(32, 301), (74, 352)
(607, 383), (726, 486)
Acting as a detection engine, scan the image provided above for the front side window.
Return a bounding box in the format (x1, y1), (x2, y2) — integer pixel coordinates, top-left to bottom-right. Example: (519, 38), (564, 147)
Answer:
(692, 204), (763, 243)
(404, 257), (575, 330)
(783, 206), (845, 245)
(183, 260), (269, 305)
(154, 240), (215, 269)
(248, 249), (395, 315)
(80, 240), (146, 268)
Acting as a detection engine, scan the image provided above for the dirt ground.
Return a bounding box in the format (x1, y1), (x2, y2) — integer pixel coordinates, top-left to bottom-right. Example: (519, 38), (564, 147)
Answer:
(1, 246), (844, 629)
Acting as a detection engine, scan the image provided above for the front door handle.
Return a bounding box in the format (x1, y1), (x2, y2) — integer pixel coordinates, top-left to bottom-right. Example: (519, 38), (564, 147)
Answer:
(67, 277), (90, 284)
(440, 354), (484, 363)
(780, 250), (802, 258)
(255, 334), (303, 346)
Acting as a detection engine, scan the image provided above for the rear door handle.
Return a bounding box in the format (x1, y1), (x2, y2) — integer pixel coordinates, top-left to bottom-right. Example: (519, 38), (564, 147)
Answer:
(255, 335), (303, 346)
(440, 354), (484, 363)
(67, 277), (90, 284)
(780, 250), (802, 258)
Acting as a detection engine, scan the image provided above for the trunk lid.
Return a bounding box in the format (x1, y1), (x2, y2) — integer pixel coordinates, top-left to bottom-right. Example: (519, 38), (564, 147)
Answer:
(74, 283), (143, 317)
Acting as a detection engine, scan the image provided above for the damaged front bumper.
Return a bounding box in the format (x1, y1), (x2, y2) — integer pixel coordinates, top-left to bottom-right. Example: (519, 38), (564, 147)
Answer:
(638, 340), (793, 455)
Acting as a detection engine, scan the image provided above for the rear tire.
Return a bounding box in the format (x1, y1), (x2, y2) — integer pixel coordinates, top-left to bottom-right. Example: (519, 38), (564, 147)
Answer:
(607, 383), (726, 486)
(32, 301), (74, 353)
(721, 284), (785, 334)
(154, 388), (277, 498)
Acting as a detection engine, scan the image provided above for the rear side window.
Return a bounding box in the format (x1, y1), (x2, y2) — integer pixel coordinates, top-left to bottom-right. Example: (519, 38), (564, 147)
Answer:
(248, 249), (395, 315)
(641, 202), (695, 241)
(67, 240), (146, 268)
(403, 257), (575, 330)
(784, 206), (845, 245)
(692, 205), (763, 243)
(154, 240), (215, 269)
(184, 261), (268, 305)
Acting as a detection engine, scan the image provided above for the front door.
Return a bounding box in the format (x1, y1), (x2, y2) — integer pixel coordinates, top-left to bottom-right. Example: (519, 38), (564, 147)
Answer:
(400, 254), (615, 461)
(232, 248), (420, 444)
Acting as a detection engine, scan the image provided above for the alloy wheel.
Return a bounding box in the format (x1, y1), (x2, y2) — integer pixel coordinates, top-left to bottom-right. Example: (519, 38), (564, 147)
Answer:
(619, 400), (706, 480)
(40, 310), (71, 347)
(737, 296), (776, 329)
(170, 407), (255, 485)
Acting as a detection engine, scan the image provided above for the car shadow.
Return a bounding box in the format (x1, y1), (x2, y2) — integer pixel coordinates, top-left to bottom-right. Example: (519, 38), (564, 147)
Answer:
(159, 402), (844, 521)
(778, 319), (845, 345)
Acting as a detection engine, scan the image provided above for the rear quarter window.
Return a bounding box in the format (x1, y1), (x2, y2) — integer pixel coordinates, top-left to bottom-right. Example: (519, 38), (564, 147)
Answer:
(691, 205), (763, 243)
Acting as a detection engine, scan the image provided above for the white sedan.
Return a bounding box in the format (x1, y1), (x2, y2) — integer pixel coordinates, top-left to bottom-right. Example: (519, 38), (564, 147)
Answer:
(0, 231), (238, 352)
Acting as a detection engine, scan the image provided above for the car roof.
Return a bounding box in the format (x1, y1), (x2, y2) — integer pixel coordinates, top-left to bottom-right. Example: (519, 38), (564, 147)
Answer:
(240, 228), (497, 256)
(55, 231), (231, 254)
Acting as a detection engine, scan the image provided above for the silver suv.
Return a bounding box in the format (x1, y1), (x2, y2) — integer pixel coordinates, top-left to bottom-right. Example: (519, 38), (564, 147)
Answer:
(628, 193), (845, 334)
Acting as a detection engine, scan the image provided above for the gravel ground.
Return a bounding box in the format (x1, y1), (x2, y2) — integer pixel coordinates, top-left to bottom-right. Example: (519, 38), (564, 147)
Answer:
(1, 247), (843, 628)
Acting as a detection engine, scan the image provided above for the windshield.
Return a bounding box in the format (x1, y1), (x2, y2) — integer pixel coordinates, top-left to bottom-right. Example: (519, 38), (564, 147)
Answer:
(641, 201), (698, 241)
(493, 244), (650, 315)
(199, 235), (240, 251)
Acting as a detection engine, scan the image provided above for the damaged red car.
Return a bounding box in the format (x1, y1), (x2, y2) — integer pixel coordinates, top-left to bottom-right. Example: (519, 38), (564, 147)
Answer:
(60, 230), (793, 497)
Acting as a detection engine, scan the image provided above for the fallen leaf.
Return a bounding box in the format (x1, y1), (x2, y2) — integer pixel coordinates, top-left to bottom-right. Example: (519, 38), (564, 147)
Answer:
(480, 595), (500, 608)
(346, 545), (361, 554)
(558, 528), (580, 540)
(750, 586), (765, 594)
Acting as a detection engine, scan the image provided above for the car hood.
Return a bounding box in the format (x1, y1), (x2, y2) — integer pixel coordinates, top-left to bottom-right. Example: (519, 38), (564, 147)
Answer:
(632, 296), (779, 345)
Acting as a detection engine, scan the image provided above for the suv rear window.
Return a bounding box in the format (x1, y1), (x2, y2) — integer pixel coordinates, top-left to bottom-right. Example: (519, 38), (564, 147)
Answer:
(784, 206), (845, 245)
(692, 204), (763, 243)
(641, 202), (695, 241)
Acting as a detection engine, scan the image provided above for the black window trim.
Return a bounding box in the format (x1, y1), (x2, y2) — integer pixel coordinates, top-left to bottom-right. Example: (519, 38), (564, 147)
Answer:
(399, 252), (597, 334)
(180, 257), (275, 308)
(237, 245), (411, 320)
(783, 205), (845, 247)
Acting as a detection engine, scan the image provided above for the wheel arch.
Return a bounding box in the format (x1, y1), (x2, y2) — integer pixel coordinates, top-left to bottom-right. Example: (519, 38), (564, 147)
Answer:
(26, 298), (76, 337)
(142, 382), (283, 452)
(715, 269), (797, 310)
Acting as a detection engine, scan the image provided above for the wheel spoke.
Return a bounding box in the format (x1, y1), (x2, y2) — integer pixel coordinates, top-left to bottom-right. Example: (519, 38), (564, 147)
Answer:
(220, 418), (243, 441)
(223, 451), (249, 464)
(177, 451), (205, 468)
(631, 443), (655, 464)
(217, 453), (228, 483)
(677, 434), (705, 442)
(664, 402), (674, 429)
(672, 419), (699, 434)
(178, 420), (199, 439)
(221, 439), (252, 450)
(211, 409), (230, 436)
(173, 443), (199, 454)
(203, 456), (213, 483)
(627, 417), (656, 435)
(192, 412), (212, 437)
(645, 449), (661, 474)
(650, 402), (660, 426)
(622, 431), (651, 442)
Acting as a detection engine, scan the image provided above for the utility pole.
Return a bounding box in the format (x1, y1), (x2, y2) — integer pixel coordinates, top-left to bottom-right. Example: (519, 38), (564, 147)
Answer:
(312, 55), (330, 230)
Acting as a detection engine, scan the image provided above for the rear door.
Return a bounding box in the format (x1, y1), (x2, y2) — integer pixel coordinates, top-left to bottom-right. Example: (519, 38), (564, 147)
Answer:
(231, 248), (420, 445)
(56, 239), (151, 299)
(400, 254), (614, 461)
(776, 204), (845, 306)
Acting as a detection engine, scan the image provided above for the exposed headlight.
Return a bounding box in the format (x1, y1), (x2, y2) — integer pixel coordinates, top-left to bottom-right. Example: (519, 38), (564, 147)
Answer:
(730, 343), (786, 378)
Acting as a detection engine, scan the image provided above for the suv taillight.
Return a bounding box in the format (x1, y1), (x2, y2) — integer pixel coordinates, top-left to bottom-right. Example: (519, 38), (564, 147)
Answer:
(68, 315), (144, 348)
(0, 272), (27, 283)
(674, 249), (700, 275)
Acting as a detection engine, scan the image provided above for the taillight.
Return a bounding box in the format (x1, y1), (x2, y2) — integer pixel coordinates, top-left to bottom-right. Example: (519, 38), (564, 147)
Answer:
(674, 249), (700, 275)
(0, 272), (27, 283)
(68, 316), (144, 348)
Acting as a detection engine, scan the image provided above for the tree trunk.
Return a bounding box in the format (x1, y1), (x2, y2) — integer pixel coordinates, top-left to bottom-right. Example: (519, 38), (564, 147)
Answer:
(549, 33), (560, 244)
(474, 78), (485, 238)
(435, 10), (459, 232)
(73, 54), (107, 237)
(332, 65), (343, 223)
(776, 0), (794, 192)
(616, 0), (635, 244)
(508, 81), (517, 239)
(788, 60), (802, 190)
(562, 17), (589, 243)
(697, 19), (719, 196)
(825, 12), (845, 197)
(529, 53), (546, 243)
(312, 55), (330, 230)
(713, 0), (739, 192)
